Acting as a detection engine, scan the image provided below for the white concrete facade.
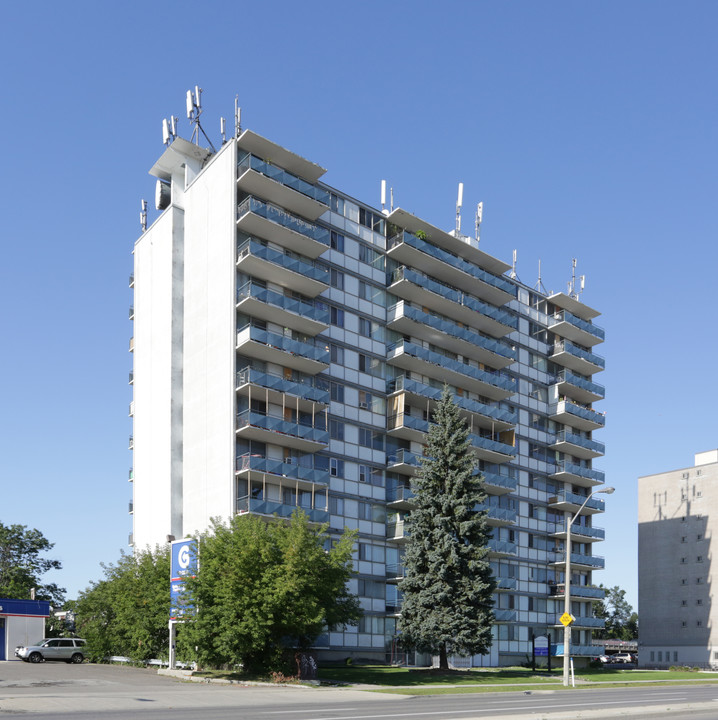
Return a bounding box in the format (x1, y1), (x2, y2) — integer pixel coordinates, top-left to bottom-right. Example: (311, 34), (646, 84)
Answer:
(638, 451), (718, 668)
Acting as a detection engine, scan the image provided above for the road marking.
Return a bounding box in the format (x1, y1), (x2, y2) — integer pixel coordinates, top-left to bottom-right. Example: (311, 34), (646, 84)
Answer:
(306, 697), (690, 720)
(262, 711), (358, 715)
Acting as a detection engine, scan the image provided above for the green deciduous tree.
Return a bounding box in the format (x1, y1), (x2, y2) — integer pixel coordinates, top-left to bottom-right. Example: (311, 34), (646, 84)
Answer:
(0, 522), (65, 604)
(592, 585), (638, 640)
(179, 511), (361, 673)
(75, 547), (170, 661)
(397, 387), (496, 669)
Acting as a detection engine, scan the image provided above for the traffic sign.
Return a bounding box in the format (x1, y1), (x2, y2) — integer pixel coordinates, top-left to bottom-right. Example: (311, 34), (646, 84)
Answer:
(560, 612), (575, 626)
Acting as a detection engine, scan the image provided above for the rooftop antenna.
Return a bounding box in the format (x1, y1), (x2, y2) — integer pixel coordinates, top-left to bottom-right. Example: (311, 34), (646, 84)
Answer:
(185, 86), (217, 152)
(579, 274), (586, 298)
(455, 182), (464, 235)
(390, 187), (394, 213)
(568, 258), (578, 299)
(475, 201), (483, 242)
(381, 180), (387, 214)
(535, 259), (548, 294)
(510, 249), (517, 279)
(235, 95), (242, 137)
(170, 115), (178, 137)
(162, 119), (171, 146)
(140, 199), (148, 232)
(220, 117), (227, 145)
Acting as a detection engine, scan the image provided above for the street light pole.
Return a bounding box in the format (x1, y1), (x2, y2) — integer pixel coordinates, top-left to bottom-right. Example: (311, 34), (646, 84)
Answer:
(562, 486), (615, 688)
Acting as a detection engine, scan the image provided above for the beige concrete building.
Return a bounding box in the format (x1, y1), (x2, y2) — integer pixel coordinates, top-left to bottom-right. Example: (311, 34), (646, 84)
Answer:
(638, 450), (718, 667)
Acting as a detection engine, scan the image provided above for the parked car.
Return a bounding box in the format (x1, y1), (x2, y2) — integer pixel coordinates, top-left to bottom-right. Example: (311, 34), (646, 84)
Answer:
(611, 652), (636, 664)
(597, 654), (612, 664)
(15, 638), (87, 664)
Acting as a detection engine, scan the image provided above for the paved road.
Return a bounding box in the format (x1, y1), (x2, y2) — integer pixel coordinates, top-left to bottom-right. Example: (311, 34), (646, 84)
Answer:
(3, 662), (718, 719)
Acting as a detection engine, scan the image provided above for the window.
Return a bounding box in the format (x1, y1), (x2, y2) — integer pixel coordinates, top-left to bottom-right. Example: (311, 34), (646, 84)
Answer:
(359, 281), (386, 306)
(697, 556), (703, 563)
(680, 557), (687, 564)
(697, 534), (703, 541)
(330, 458), (344, 477)
(330, 344), (344, 364)
(357, 579), (385, 599)
(681, 600), (687, 606)
(329, 495), (344, 514)
(330, 420), (344, 440)
(358, 243), (384, 270)
(697, 620), (703, 627)
(697, 599), (703, 605)
(330, 268), (344, 289)
(697, 577), (703, 584)
(330, 382), (344, 403)
(681, 536), (687, 543)
(359, 353), (384, 378)
(681, 578), (687, 585)
(674, 652), (678, 662)
(358, 615), (385, 634)
(330, 306), (344, 327)
(358, 428), (383, 450)
(330, 230), (344, 252)
(682, 622), (687, 628)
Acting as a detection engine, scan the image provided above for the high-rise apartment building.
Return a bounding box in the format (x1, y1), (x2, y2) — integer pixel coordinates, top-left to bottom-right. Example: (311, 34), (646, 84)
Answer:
(129, 112), (607, 665)
(638, 450), (718, 668)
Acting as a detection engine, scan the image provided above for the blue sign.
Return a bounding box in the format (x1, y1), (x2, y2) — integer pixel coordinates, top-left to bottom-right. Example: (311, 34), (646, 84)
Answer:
(170, 539), (197, 619)
(534, 635), (549, 657)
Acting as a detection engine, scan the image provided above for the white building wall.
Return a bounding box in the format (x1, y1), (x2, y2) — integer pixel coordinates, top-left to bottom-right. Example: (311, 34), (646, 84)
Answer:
(181, 142), (237, 536)
(132, 208), (184, 548)
(5, 616), (46, 661)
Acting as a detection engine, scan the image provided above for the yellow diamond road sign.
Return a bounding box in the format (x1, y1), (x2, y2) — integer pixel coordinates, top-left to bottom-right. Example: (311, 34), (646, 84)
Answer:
(560, 612), (575, 626)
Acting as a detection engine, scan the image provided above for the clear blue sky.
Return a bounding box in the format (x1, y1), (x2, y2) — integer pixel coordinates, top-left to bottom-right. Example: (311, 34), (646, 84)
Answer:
(3, 0), (717, 610)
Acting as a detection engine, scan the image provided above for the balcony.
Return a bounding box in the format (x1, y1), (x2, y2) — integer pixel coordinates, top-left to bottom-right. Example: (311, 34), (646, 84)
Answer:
(548, 490), (605, 514)
(387, 448), (423, 476)
(236, 366), (329, 413)
(551, 340), (605, 375)
(386, 563), (406, 582)
(550, 460), (605, 488)
(236, 281), (329, 336)
(237, 153), (329, 220)
(236, 495), (329, 524)
(236, 325), (329, 374)
(128, 501), (133, 514)
(554, 370), (605, 404)
(387, 340), (516, 401)
(128, 468), (134, 481)
(387, 301), (515, 369)
(551, 615), (605, 629)
(129, 336), (134, 352)
(550, 584), (606, 600)
(388, 376), (516, 432)
(388, 266), (515, 337)
(237, 237), (329, 297)
(495, 577), (517, 591)
(387, 413), (515, 463)
(550, 431), (605, 460)
(129, 305), (134, 320)
(129, 273), (134, 288)
(236, 409), (329, 453)
(549, 310), (604, 347)
(129, 371), (134, 385)
(550, 399), (605, 431)
(235, 454), (329, 488)
(477, 504), (516, 526)
(494, 609), (517, 623)
(552, 523), (606, 543)
(386, 484), (415, 511)
(387, 518), (410, 543)
(488, 539), (517, 557)
(128, 435), (134, 450)
(128, 401), (134, 417)
(236, 196), (330, 259)
(384, 222), (516, 307)
(481, 469), (519, 495)
(550, 551), (605, 570)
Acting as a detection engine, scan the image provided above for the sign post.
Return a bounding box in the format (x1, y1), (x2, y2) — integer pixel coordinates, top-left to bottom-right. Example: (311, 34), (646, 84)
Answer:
(169, 539), (197, 669)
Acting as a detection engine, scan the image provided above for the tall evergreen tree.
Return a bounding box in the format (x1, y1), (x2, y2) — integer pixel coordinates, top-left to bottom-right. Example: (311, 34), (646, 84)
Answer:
(397, 386), (496, 669)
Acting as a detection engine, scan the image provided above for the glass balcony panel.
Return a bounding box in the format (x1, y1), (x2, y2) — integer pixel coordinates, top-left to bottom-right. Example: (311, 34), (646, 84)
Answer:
(236, 410), (329, 445)
(550, 584), (606, 599)
(238, 154), (330, 205)
(235, 454), (329, 485)
(388, 231), (518, 301)
(552, 644), (604, 657)
(488, 539), (517, 555)
(237, 196), (330, 246)
(477, 504), (517, 523)
(549, 490), (605, 512)
(238, 325), (330, 364)
(481, 471), (519, 492)
(553, 339), (605, 370)
(555, 370), (605, 400)
(237, 281), (329, 324)
(553, 431), (605, 456)
(237, 237), (330, 285)
(236, 495), (329, 523)
(552, 460), (605, 484)
(236, 366), (329, 404)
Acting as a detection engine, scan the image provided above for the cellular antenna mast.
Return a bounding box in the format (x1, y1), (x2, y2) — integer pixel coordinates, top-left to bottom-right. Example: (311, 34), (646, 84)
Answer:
(455, 182), (464, 235)
(475, 201), (483, 242)
(186, 86), (217, 152)
(235, 95), (242, 137)
(510, 249), (518, 280)
(535, 259), (548, 294)
(567, 258), (578, 299)
(140, 199), (148, 232)
(381, 180), (388, 215)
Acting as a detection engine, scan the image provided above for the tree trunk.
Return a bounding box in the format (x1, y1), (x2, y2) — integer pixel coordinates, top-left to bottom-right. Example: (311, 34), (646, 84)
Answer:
(439, 642), (449, 670)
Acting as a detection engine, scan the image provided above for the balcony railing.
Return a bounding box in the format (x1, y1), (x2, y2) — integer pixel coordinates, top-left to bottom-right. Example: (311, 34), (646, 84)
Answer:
(495, 577), (517, 590)
(237, 281), (329, 324)
(388, 376), (516, 425)
(390, 266), (516, 325)
(477, 504), (517, 523)
(549, 490), (605, 512)
(488, 539), (517, 555)
(236, 366), (329, 404)
(559, 524), (606, 541)
(388, 340), (516, 394)
(238, 153), (330, 205)
(391, 303), (515, 361)
(387, 230), (518, 302)
(552, 644), (604, 657)
(236, 495), (329, 523)
(555, 370), (605, 398)
(236, 410), (329, 445)
(481, 470), (519, 492)
(235, 454), (329, 485)
(386, 485), (415, 504)
(553, 340), (605, 370)
(237, 325), (330, 364)
(237, 196), (330, 245)
(387, 448), (423, 469)
(237, 237), (330, 284)
(552, 460), (605, 484)
(556, 399), (606, 427)
(385, 563), (406, 579)
(550, 584), (606, 599)
(551, 614), (605, 628)
(553, 431), (605, 456)
(550, 310), (605, 341)
(493, 609), (517, 622)
(552, 551), (605, 569)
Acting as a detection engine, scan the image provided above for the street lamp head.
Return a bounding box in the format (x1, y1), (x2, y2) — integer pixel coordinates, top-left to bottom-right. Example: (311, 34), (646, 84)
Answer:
(598, 486), (616, 495)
